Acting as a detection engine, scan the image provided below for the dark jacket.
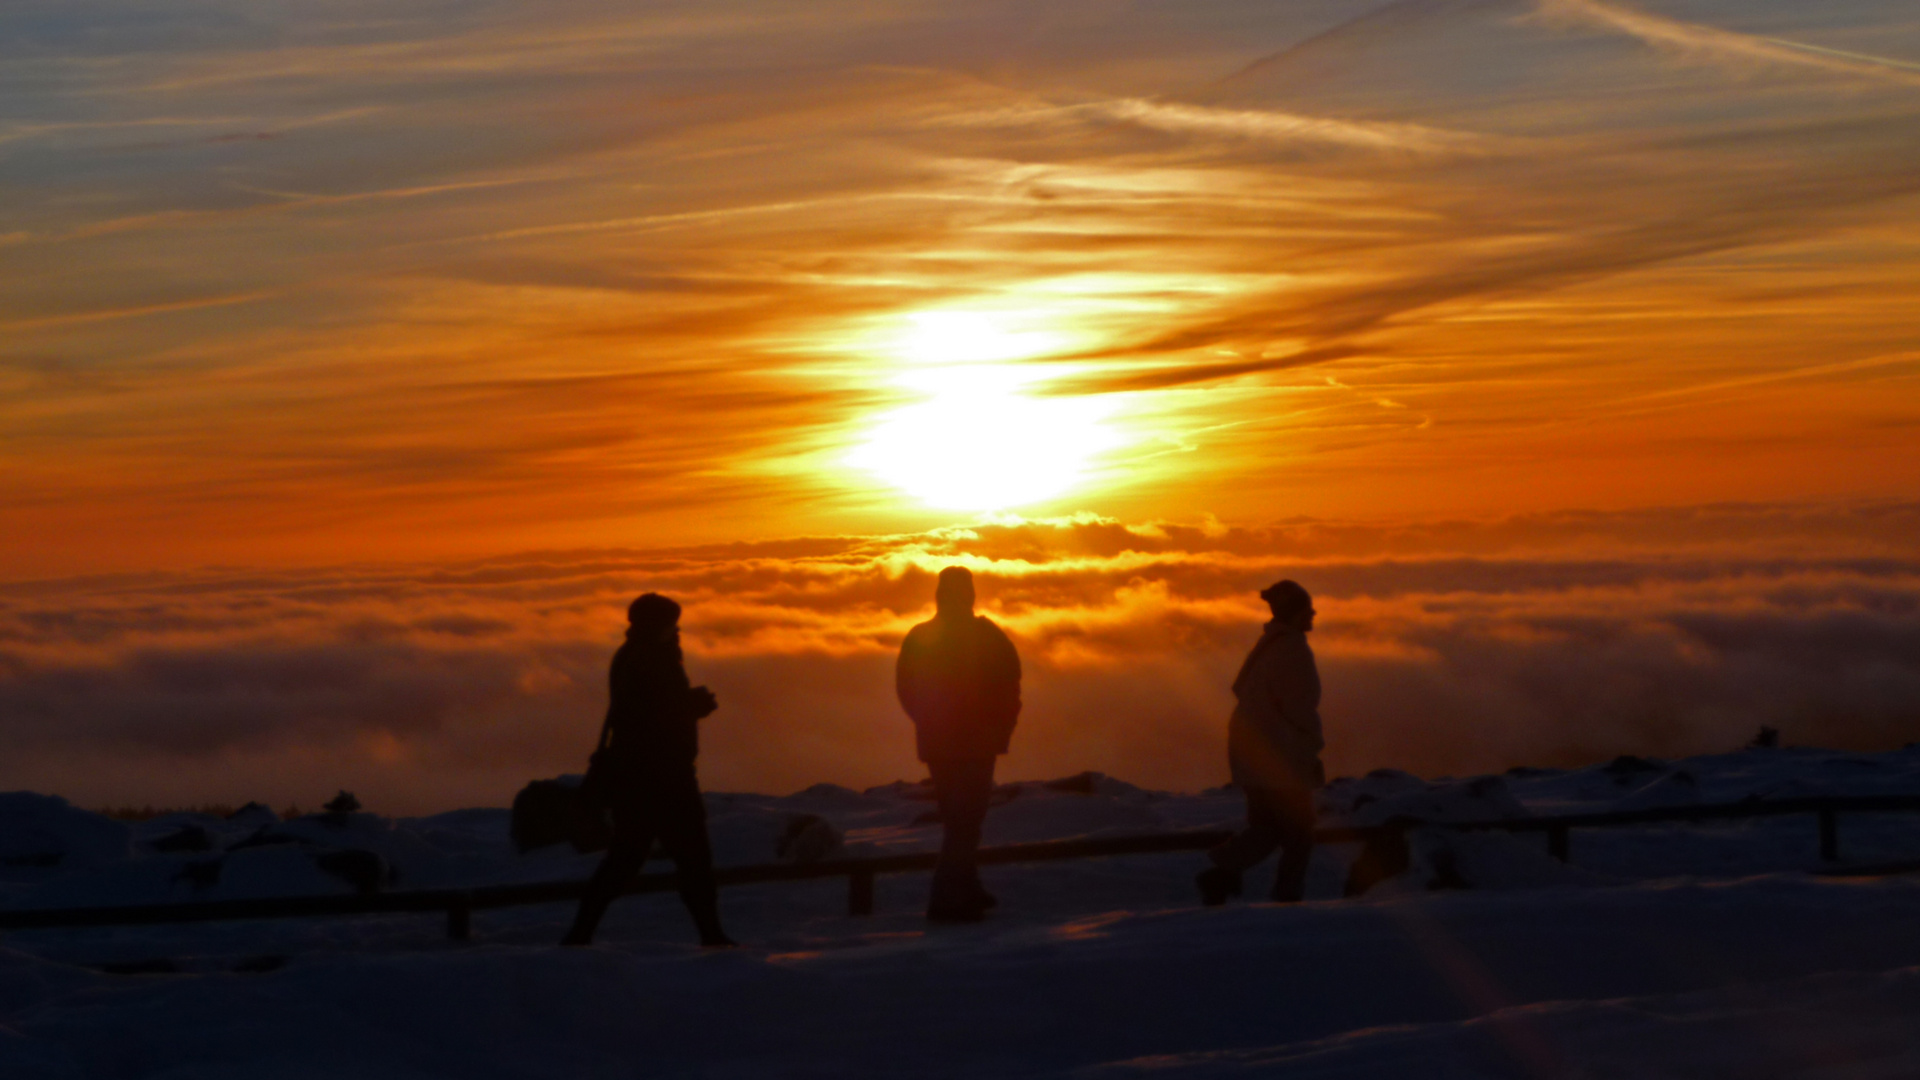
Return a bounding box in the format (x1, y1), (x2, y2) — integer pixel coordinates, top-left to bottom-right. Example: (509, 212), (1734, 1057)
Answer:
(1226, 624), (1325, 790)
(896, 612), (1022, 762)
(604, 638), (703, 775)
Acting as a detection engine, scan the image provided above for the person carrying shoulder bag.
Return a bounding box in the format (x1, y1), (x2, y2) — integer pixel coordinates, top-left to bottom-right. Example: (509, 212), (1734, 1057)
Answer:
(562, 593), (734, 947)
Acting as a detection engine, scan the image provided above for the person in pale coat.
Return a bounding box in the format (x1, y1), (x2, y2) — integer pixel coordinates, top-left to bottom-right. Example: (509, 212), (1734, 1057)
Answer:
(1198, 579), (1324, 905)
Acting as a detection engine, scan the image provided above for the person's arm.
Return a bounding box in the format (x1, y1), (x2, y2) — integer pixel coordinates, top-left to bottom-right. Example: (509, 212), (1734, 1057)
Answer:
(895, 628), (927, 721)
(1269, 643), (1323, 751)
(992, 621), (1021, 722)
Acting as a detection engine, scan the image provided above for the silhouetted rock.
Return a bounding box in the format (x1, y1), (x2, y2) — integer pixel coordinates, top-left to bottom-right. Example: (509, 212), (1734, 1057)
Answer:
(1043, 771), (1101, 794)
(314, 849), (390, 894)
(1603, 755), (1665, 779)
(774, 814), (843, 863)
(225, 802), (280, 827)
(149, 825), (212, 853)
(864, 779), (938, 800)
(511, 778), (609, 853)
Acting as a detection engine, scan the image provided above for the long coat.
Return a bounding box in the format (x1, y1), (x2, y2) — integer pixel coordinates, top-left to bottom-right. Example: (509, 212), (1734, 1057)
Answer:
(603, 638), (703, 778)
(1227, 623), (1325, 791)
(896, 613), (1022, 762)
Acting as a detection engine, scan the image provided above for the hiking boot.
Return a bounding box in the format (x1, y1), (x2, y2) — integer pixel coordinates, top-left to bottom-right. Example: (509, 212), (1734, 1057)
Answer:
(927, 896), (990, 923)
(1196, 866), (1243, 907)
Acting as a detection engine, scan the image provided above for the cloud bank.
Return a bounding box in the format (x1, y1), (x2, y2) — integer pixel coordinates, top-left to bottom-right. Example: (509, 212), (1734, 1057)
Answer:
(4, 503), (1917, 812)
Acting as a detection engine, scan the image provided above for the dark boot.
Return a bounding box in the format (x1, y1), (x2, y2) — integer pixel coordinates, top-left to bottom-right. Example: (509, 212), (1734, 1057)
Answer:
(694, 916), (737, 948)
(929, 860), (990, 923)
(1196, 866), (1243, 907)
(561, 894), (611, 946)
(1271, 843), (1312, 903)
(927, 896), (989, 923)
(684, 889), (736, 948)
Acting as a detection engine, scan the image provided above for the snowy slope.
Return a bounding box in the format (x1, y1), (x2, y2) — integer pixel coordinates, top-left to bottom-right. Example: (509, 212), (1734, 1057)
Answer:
(6, 744), (1920, 1078)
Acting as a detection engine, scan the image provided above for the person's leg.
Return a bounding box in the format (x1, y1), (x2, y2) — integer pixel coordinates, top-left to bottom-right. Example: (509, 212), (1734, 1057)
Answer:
(562, 803), (652, 945)
(654, 774), (733, 947)
(927, 757), (994, 919)
(1199, 787), (1284, 905)
(1269, 785), (1317, 903)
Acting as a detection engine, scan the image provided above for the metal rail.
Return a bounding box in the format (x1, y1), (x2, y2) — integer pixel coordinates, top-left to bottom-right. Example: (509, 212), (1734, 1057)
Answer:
(4, 794), (1917, 941)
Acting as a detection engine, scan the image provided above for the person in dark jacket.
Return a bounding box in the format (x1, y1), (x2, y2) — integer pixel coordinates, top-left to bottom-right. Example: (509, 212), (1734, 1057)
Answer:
(1197, 579), (1324, 905)
(562, 593), (734, 947)
(896, 566), (1022, 922)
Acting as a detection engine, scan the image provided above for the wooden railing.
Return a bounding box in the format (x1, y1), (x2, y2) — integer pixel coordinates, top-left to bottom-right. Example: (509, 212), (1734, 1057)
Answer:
(5, 794), (1918, 941)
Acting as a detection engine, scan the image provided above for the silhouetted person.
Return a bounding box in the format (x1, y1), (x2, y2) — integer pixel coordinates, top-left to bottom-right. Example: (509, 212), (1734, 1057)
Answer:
(896, 566), (1022, 922)
(1198, 580), (1324, 905)
(563, 593), (734, 947)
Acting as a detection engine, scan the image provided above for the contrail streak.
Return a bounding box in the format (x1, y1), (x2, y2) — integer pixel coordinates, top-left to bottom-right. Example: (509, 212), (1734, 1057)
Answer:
(1539, 0), (1920, 87)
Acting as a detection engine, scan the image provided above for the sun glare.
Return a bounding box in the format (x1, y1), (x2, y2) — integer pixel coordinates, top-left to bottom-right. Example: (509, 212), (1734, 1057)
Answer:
(849, 310), (1119, 511)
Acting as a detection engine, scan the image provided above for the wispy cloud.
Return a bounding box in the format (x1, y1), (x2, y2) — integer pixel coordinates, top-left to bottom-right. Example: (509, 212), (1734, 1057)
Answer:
(2, 0), (1917, 575)
(1536, 0), (1920, 87)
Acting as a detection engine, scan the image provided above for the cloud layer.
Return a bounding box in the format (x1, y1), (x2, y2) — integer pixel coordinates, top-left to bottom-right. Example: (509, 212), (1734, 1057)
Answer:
(5, 504), (1917, 812)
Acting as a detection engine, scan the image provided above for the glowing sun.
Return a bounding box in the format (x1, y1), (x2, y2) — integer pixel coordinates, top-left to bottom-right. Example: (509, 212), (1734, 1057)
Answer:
(849, 311), (1119, 510)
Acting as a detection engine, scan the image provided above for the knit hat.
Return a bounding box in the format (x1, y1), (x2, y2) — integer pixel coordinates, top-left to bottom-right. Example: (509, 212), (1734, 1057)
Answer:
(627, 592), (682, 630)
(1258, 579), (1311, 615)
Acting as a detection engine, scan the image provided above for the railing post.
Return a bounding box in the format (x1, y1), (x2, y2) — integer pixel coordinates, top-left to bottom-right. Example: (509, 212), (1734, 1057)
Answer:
(1343, 826), (1412, 897)
(848, 870), (875, 916)
(1548, 824), (1570, 862)
(1819, 808), (1839, 862)
(447, 896), (472, 941)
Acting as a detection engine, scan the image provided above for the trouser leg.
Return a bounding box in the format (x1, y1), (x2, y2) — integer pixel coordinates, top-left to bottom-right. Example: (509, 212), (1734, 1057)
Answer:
(1208, 786), (1286, 873)
(1269, 786), (1317, 903)
(654, 780), (731, 945)
(927, 758), (994, 914)
(563, 816), (654, 945)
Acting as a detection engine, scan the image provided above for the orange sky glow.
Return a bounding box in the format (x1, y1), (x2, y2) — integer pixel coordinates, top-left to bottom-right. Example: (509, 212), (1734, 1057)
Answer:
(4, 0), (1919, 810)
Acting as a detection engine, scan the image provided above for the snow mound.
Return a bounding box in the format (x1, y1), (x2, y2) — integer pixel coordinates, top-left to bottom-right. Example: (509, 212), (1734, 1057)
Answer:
(982, 786), (1164, 844)
(707, 800), (852, 867)
(1341, 775), (1529, 827)
(778, 783), (894, 813)
(1612, 769), (1703, 811)
(0, 795), (130, 875)
(1387, 828), (1617, 893)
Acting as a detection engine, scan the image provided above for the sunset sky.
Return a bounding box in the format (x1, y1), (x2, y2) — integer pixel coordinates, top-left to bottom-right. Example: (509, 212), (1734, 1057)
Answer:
(4, 0), (1919, 811)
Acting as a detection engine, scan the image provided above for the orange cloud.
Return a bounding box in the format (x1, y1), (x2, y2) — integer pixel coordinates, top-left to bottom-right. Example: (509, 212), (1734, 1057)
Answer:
(4, 506), (1917, 812)
(4, 1), (1919, 574)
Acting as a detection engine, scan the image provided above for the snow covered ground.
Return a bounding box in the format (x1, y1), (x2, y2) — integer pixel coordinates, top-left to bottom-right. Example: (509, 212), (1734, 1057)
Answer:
(7, 745), (1920, 1078)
